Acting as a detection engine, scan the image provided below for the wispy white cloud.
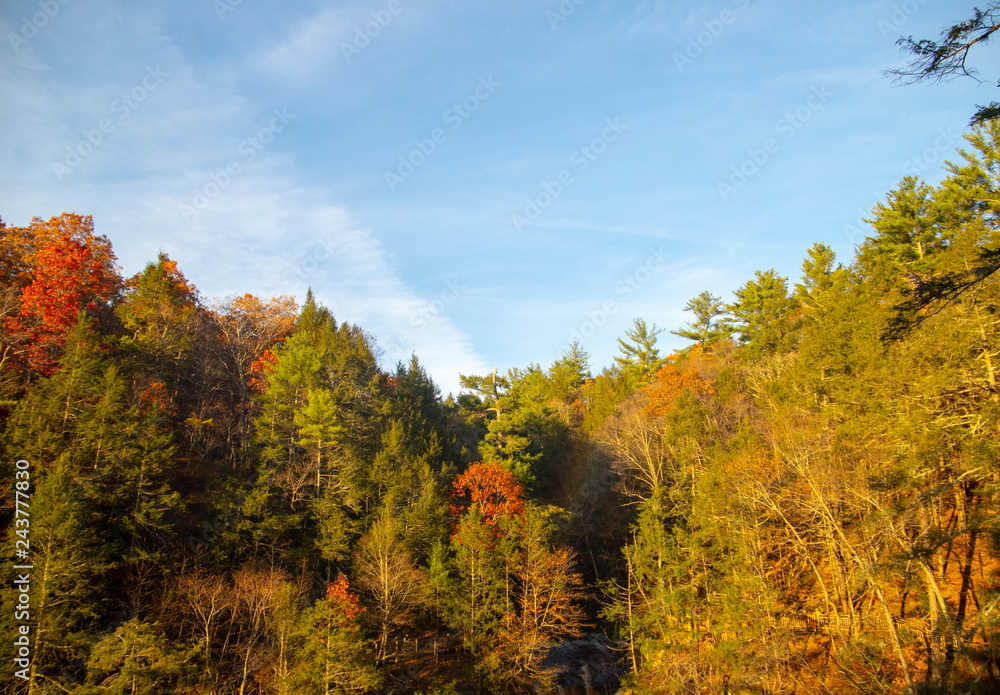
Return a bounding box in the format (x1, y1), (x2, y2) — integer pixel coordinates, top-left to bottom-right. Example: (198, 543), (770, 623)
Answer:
(272, 203), (490, 395)
(0, 1), (487, 395)
(1, 0), (988, 388)
(254, 7), (352, 78)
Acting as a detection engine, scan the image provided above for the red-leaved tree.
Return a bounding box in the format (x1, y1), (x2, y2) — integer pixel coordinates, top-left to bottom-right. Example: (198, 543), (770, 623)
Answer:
(449, 461), (526, 529)
(4, 214), (121, 375)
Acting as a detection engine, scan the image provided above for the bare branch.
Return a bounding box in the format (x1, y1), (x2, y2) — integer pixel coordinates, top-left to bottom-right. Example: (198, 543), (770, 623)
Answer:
(883, 4), (1000, 86)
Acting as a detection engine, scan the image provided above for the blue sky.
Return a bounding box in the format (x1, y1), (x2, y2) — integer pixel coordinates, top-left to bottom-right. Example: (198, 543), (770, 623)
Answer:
(0, 0), (989, 395)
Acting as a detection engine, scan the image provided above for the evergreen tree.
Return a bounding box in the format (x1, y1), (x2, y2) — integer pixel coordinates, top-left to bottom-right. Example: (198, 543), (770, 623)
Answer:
(615, 318), (665, 385)
(859, 176), (948, 289)
(292, 576), (381, 694)
(296, 288), (335, 334)
(795, 243), (839, 306)
(548, 341), (591, 397)
(116, 252), (201, 394)
(3, 317), (181, 623)
(884, 2), (1000, 125)
(78, 619), (193, 695)
(0, 456), (108, 691)
(449, 509), (510, 656)
(671, 291), (733, 350)
(728, 269), (797, 356)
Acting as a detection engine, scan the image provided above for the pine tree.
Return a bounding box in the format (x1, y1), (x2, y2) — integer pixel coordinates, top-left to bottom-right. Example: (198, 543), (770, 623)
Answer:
(449, 509), (508, 656)
(548, 341), (591, 396)
(728, 269), (797, 356)
(292, 575), (381, 694)
(0, 455), (108, 691)
(615, 318), (666, 385)
(671, 291), (733, 350)
(79, 619), (194, 694)
(859, 176), (948, 291)
(116, 252), (201, 402)
(795, 243), (839, 308)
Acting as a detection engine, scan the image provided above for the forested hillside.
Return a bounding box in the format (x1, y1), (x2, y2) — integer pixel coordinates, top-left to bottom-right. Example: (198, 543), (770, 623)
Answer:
(2, 122), (1000, 695)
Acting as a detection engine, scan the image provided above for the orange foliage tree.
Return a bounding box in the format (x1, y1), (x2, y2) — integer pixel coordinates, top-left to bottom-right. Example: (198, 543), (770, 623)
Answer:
(294, 573), (381, 692)
(209, 293), (297, 465)
(449, 461), (526, 529)
(4, 214), (121, 374)
(325, 573), (365, 627)
(211, 294), (297, 391)
(248, 348), (279, 395)
(448, 462), (528, 657)
(1, 213), (117, 288)
(118, 252), (203, 380)
(642, 352), (714, 418)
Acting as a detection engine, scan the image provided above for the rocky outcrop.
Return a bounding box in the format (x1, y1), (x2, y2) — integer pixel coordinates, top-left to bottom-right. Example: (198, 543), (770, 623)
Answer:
(537, 634), (623, 695)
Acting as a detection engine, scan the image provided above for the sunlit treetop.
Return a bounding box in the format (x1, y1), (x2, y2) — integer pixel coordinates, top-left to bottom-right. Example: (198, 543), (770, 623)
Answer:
(449, 461), (526, 527)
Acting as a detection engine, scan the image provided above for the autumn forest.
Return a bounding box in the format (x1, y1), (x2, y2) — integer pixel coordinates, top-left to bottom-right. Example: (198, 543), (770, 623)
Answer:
(4, 51), (1000, 695)
(0, 114), (997, 695)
